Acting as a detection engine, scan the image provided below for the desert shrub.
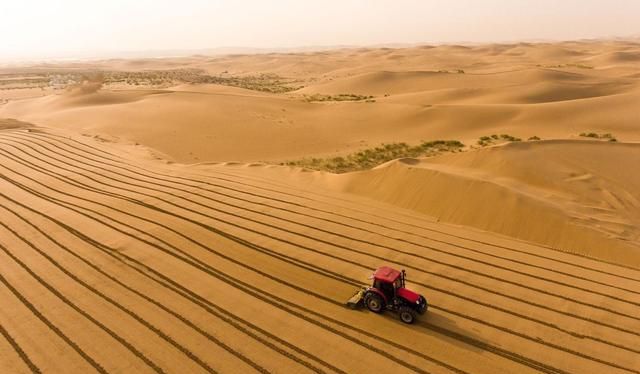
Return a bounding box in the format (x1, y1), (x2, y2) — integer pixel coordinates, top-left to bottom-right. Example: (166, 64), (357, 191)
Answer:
(528, 136), (541, 141)
(304, 93), (374, 102)
(579, 132), (616, 141)
(580, 132), (599, 138)
(477, 134), (522, 147)
(284, 140), (464, 173)
(500, 134), (521, 141)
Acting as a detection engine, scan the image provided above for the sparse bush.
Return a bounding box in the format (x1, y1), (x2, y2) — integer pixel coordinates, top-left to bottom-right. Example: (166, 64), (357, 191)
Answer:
(284, 140), (464, 173)
(579, 132), (616, 141)
(477, 134), (522, 147)
(500, 134), (522, 142)
(528, 136), (541, 141)
(580, 132), (599, 138)
(304, 93), (375, 102)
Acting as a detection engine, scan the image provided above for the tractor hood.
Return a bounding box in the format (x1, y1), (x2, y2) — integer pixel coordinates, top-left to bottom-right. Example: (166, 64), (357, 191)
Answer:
(397, 287), (420, 303)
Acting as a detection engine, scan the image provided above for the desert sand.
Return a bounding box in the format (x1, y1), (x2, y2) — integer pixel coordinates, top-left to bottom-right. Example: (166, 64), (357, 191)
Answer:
(1, 40), (639, 373)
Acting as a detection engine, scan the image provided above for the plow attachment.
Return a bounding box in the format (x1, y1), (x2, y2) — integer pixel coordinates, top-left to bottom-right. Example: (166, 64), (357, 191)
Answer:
(346, 287), (367, 309)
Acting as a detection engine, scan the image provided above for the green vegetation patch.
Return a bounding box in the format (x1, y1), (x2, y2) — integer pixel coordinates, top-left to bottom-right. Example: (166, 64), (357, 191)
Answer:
(303, 93), (375, 102)
(579, 132), (617, 141)
(537, 63), (594, 69)
(283, 140), (464, 173)
(477, 134), (522, 147)
(0, 69), (304, 93)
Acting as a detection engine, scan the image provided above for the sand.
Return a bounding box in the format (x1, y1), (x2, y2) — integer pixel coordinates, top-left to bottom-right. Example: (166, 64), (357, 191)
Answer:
(1, 40), (639, 373)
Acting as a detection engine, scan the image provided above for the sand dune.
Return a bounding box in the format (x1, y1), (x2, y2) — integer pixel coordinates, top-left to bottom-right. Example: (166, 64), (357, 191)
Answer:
(2, 41), (638, 165)
(331, 141), (640, 266)
(1, 40), (640, 373)
(1, 129), (639, 374)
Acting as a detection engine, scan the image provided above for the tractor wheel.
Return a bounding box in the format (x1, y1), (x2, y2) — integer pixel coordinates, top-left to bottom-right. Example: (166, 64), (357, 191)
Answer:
(399, 306), (416, 324)
(364, 292), (384, 313)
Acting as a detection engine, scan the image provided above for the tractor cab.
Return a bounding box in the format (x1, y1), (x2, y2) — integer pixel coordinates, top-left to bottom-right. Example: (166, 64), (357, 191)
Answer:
(346, 265), (428, 324)
(371, 266), (404, 302)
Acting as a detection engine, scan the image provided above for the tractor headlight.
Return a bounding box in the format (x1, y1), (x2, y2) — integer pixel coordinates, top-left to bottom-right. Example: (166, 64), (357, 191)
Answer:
(416, 300), (420, 304)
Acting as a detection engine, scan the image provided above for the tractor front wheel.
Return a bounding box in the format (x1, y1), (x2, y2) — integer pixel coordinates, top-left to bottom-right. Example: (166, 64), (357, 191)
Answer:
(399, 306), (416, 324)
(364, 292), (384, 313)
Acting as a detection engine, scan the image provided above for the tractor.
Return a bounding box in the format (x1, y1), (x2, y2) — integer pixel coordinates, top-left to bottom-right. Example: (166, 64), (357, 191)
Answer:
(346, 266), (428, 324)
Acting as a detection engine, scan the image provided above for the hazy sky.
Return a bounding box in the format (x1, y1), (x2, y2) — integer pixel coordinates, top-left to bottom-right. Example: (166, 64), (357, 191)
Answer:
(1, 0), (639, 59)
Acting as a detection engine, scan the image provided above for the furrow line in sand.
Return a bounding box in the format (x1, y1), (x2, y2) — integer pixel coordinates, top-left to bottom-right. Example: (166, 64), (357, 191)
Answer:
(1, 145), (639, 353)
(0, 221), (252, 374)
(0, 272), (110, 374)
(0, 202), (336, 374)
(2, 140), (640, 324)
(12, 131), (640, 289)
(0, 164), (629, 374)
(28, 130), (640, 279)
(10, 134), (638, 298)
(0, 242), (172, 374)
(190, 162), (640, 274)
(3, 162), (638, 360)
(0, 193), (444, 374)
(0, 192), (572, 374)
(0, 324), (42, 374)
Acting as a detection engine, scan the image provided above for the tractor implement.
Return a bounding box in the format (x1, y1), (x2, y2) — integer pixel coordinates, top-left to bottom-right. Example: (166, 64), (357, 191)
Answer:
(346, 287), (367, 309)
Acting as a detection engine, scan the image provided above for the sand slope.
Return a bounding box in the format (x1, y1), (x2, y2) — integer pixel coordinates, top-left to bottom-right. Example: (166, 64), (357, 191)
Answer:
(331, 140), (640, 266)
(1, 128), (639, 374)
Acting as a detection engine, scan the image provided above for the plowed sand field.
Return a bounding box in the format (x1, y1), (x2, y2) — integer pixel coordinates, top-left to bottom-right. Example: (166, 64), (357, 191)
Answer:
(1, 128), (639, 374)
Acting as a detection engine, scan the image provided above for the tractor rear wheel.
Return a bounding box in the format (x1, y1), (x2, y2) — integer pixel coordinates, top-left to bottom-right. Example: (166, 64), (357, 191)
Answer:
(399, 306), (416, 324)
(364, 292), (384, 313)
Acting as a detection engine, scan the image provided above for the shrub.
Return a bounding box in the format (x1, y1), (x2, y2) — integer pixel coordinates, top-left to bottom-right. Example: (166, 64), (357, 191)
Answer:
(284, 140), (464, 173)
(579, 132), (616, 141)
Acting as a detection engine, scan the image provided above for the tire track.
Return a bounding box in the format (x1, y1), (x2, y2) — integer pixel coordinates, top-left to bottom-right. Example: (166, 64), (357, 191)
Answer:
(0, 184), (443, 374)
(0, 242), (171, 374)
(0, 167), (624, 374)
(196, 162), (640, 274)
(0, 222), (225, 374)
(2, 140), (640, 330)
(4, 161), (638, 360)
(8, 133), (640, 298)
(2, 141), (640, 360)
(0, 324), (42, 374)
(0, 201), (436, 374)
(0, 176), (577, 374)
(0, 146), (364, 287)
(0, 202), (335, 374)
(17, 130), (640, 294)
(29, 130), (640, 280)
(0, 273), (109, 374)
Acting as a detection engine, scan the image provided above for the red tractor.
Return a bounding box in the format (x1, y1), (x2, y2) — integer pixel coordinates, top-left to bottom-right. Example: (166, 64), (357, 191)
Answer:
(347, 266), (428, 324)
